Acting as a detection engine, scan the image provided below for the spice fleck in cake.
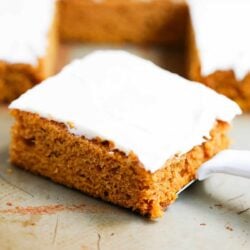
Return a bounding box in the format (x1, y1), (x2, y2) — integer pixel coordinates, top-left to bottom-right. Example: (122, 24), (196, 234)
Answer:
(187, 0), (250, 111)
(9, 51), (241, 218)
(0, 0), (57, 103)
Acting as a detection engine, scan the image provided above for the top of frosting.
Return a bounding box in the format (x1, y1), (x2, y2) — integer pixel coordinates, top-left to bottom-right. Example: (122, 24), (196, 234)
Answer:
(188, 0), (250, 80)
(9, 50), (241, 172)
(0, 0), (55, 66)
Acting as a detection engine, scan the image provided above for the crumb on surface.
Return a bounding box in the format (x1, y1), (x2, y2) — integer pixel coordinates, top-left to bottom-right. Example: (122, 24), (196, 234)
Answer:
(67, 121), (75, 129)
(6, 168), (13, 174)
(214, 204), (223, 208)
(225, 225), (233, 232)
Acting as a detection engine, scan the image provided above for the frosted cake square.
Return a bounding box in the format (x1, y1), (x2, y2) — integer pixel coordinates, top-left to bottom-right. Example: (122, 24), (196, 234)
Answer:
(0, 0), (57, 103)
(187, 0), (250, 111)
(9, 51), (241, 218)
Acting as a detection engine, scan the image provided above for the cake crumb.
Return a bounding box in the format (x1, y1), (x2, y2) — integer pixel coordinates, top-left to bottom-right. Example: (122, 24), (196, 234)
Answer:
(200, 223), (206, 226)
(214, 203), (223, 208)
(203, 136), (209, 140)
(67, 121), (75, 129)
(6, 168), (13, 174)
(22, 220), (36, 227)
(225, 226), (233, 231)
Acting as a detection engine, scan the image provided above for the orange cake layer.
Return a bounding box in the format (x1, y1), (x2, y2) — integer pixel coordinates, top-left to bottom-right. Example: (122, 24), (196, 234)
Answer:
(58, 0), (188, 45)
(10, 110), (229, 218)
(0, 61), (43, 103)
(187, 25), (250, 112)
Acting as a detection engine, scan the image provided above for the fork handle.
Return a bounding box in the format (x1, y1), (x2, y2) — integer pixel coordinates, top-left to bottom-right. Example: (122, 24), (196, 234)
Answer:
(197, 150), (250, 181)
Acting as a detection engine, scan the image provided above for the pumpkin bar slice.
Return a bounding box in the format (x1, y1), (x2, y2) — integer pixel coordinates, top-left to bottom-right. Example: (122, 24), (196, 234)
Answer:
(9, 51), (241, 218)
(187, 0), (250, 111)
(0, 0), (58, 103)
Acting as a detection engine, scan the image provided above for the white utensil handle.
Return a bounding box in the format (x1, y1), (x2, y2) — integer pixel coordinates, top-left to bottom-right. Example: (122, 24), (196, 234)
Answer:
(197, 150), (250, 181)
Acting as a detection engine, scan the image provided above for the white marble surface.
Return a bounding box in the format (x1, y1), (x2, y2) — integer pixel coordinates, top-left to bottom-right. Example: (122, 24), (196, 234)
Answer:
(0, 46), (249, 250)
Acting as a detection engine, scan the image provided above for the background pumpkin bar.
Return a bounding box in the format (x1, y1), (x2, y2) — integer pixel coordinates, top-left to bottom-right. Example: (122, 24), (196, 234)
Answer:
(187, 0), (250, 112)
(9, 51), (241, 219)
(58, 0), (188, 45)
(0, 0), (58, 103)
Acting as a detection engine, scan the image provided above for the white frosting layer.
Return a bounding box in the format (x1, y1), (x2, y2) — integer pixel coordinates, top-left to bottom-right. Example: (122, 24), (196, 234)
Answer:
(9, 51), (241, 172)
(0, 0), (55, 66)
(188, 0), (250, 81)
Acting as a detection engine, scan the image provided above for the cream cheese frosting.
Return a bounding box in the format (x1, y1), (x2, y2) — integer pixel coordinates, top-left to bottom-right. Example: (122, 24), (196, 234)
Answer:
(0, 0), (55, 66)
(9, 50), (241, 172)
(188, 0), (250, 81)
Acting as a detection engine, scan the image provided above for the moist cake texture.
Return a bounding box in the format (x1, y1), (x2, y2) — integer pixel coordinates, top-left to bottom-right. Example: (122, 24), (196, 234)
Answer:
(9, 51), (241, 218)
(0, 0), (57, 103)
(187, 0), (250, 111)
